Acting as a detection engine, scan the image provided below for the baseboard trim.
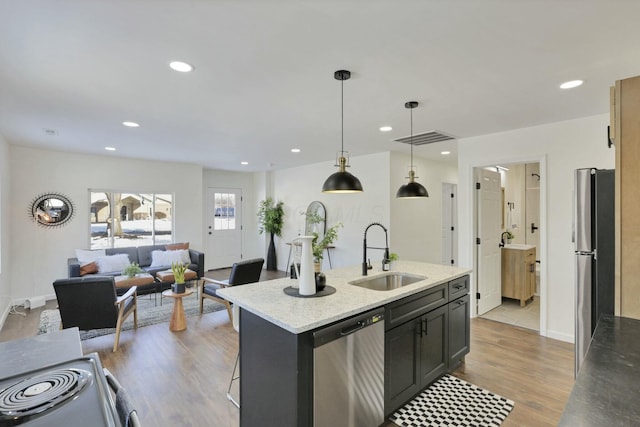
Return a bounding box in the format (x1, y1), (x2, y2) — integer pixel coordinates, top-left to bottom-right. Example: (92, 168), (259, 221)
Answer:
(546, 329), (574, 343)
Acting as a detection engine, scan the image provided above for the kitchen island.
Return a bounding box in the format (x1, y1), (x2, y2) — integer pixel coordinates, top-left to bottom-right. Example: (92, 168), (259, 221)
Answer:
(218, 261), (471, 427)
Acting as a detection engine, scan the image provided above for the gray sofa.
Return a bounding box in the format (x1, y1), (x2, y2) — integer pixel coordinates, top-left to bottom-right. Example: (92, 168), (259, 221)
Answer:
(67, 244), (205, 293)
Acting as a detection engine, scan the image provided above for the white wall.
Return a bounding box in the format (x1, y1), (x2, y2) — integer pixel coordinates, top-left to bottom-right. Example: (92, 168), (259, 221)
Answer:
(390, 151), (458, 263)
(9, 146), (203, 303)
(272, 152), (391, 271)
(502, 164), (526, 242)
(202, 168), (263, 266)
(458, 114), (615, 342)
(0, 134), (10, 323)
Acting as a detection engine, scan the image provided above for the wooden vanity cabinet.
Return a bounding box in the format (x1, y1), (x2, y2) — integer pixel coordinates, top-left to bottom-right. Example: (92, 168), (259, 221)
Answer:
(501, 247), (536, 306)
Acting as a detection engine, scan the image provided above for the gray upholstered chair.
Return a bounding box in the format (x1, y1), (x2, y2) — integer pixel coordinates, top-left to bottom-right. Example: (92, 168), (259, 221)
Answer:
(53, 276), (137, 352)
(199, 258), (264, 322)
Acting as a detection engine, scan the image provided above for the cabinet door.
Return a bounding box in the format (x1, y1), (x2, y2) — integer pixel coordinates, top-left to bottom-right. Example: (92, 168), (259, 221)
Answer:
(449, 294), (470, 369)
(419, 304), (448, 388)
(385, 318), (420, 415)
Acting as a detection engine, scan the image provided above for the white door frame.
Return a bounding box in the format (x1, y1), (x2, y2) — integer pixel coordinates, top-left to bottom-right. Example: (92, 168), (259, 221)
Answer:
(442, 183), (458, 266)
(469, 155), (548, 336)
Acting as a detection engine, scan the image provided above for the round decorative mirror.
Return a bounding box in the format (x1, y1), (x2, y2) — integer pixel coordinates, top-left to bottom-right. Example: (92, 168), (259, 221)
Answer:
(304, 201), (326, 239)
(30, 192), (75, 228)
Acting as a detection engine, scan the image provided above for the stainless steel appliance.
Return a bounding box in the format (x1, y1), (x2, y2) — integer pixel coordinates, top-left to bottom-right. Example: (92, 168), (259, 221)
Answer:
(313, 308), (385, 427)
(573, 168), (615, 376)
(0, 354), (122, 426)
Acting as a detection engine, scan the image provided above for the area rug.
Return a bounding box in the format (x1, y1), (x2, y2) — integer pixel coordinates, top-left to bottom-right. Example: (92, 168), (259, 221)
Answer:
(390, 374), (515, 427)
(38, 293), (225, 340)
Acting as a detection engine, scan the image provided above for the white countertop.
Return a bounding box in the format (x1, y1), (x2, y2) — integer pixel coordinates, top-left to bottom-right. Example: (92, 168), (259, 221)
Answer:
(217, 261), (471, 334)
(502, 243), (536, 250)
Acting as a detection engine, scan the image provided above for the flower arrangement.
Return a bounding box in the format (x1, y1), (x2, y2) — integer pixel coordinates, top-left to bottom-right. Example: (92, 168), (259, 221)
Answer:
(171, 261), (189, 284)
(312, 222), (343, 263)
(123, 262), (144, 278)
(389, 253), (399, 262)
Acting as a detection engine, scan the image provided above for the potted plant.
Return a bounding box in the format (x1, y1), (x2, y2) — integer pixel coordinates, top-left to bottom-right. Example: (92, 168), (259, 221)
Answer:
(123, 262), (144, 279)
(258, 197), (285, 271)
(312, 222), (343, 271)
(388, 252), (399, 270)
(171, 261), (188, 293)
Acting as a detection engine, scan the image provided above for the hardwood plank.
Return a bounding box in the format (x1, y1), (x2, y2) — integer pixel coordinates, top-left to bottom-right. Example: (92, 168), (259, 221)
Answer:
(1, 271), (573, 427)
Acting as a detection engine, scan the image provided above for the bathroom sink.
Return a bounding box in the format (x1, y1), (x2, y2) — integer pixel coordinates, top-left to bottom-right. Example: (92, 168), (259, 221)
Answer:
(348, 273), (427, 291)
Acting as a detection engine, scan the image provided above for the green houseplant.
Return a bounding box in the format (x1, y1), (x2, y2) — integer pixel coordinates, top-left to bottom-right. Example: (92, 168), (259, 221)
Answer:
(312, 222), (343, 269)
(258, 197), (285, 271)
(171, 261), (189, 293)
(123, 262), (144, 279)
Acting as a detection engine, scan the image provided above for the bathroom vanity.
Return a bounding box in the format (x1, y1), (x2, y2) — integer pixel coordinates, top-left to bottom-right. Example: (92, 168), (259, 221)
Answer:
(218, 261), (471, 427)
(501, 244), (536, 306)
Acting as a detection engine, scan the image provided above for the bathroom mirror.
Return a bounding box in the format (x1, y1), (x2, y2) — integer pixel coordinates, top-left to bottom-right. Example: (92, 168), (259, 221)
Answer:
(30, 192), (75, 228)
(304, 201), (326, 239)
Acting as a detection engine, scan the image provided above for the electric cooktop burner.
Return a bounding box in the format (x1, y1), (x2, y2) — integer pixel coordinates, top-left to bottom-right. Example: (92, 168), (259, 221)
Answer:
(0, 368), (90, 422)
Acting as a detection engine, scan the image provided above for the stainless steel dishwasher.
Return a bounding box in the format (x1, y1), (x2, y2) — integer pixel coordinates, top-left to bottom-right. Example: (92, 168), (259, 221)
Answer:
(313, 308), (385, 427)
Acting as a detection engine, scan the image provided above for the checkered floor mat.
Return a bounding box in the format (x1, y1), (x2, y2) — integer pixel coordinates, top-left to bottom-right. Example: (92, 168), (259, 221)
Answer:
(390, 374), (515, 427)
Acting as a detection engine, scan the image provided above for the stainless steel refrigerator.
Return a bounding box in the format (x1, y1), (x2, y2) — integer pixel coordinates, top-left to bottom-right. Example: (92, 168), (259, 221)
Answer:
(573, 168), (615, 376)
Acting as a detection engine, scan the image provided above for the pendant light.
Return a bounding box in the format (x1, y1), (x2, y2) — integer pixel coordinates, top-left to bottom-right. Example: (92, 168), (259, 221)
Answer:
(322, 70), (363, 193)
(396, 101), (429, 198)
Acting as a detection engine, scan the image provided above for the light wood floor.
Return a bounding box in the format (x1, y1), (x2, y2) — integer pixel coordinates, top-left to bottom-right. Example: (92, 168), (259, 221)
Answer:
(1, 269), (574, 427)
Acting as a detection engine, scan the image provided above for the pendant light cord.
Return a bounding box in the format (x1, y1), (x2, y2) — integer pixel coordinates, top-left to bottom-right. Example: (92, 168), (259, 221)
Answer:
(410, 106), (414, 168)
(341, 77), (344, 156)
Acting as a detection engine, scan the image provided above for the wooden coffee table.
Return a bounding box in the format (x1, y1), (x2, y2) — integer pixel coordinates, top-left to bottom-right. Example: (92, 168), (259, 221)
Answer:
(162, 289), (194, 332)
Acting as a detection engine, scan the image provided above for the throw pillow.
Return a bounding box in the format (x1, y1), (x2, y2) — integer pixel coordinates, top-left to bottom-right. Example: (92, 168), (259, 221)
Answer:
(150, 249), (190, 267)
(96, 254), (131, 274)
(166, 242), (189, 251)
(79, 261), (98, 276)
(75, 249), (106, 264)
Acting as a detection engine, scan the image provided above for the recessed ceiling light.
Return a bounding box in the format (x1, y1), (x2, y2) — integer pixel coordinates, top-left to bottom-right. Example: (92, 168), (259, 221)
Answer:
(441, 151), (451, 155)
(122, 121), (139, 127)
(380, 126), (392, 132)
(560, 80), (583, 89)
(241, 161), (249, 165)
(105, 147), (116, 151)
(291, 148), (301, 153)
(169, 61), (194, 72)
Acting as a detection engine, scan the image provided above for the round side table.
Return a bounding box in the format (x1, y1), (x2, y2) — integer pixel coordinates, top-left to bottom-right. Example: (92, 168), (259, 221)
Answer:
(162, 289), (194, 331)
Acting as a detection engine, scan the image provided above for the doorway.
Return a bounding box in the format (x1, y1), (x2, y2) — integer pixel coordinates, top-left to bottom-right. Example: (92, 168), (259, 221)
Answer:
(206, 188), (242, 270)
(475, 162), (543, 332)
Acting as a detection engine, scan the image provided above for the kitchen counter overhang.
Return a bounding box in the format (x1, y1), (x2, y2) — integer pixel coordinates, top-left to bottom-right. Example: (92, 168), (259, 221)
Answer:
(217, 261), (471, 334)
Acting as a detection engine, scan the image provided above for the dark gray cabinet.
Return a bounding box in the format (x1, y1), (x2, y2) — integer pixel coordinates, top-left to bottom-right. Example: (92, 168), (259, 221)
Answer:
(385, 275), (469, 415)
(448, 293), (470, 369)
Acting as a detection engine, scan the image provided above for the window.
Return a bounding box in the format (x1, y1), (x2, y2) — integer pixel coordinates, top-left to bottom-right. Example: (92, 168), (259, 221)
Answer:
(213, 192), (236, 231)
(90, 191), (173, 249)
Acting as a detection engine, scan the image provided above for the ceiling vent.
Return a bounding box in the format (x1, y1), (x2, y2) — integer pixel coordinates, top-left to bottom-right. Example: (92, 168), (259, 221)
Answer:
(393, 130), (455, 146)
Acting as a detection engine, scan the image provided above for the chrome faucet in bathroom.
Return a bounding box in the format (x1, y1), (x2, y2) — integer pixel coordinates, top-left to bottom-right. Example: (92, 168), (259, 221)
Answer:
(363, 222), (390, 276)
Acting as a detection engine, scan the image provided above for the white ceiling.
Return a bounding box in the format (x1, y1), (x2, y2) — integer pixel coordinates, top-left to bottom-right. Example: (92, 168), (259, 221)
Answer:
(1, 0), (639, 172)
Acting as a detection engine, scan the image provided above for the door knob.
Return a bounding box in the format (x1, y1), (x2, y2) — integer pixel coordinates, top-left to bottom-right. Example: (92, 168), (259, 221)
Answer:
(531, 222), (539, 233)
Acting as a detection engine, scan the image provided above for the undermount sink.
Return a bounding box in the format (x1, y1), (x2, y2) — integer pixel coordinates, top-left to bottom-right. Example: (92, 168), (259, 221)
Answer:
(348, 273), (427, 291)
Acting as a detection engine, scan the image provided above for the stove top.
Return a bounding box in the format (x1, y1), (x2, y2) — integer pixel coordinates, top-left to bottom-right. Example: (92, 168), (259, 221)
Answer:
(0, 355), (121, 426)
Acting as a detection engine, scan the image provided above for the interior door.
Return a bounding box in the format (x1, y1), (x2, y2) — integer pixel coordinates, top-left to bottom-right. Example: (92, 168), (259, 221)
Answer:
(206, 188), (242, 270)
(477, 168), (502, 315)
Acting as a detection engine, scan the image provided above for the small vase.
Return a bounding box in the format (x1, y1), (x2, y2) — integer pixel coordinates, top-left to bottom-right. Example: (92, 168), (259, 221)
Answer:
(315, 272), (326, 292)
(173, 283), (186, 294)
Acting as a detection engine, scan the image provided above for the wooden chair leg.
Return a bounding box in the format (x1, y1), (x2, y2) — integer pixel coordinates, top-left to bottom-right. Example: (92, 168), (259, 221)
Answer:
(224, 301), (233, 322)
(114, 315), (124, 352)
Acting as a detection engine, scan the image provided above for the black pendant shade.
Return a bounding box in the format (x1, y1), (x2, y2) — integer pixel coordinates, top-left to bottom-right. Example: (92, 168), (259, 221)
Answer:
(396, 180), (429, 198)
(397, 101), (428, 199)
(322, 171), (363, 193)
(322, 70), (363, 193)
